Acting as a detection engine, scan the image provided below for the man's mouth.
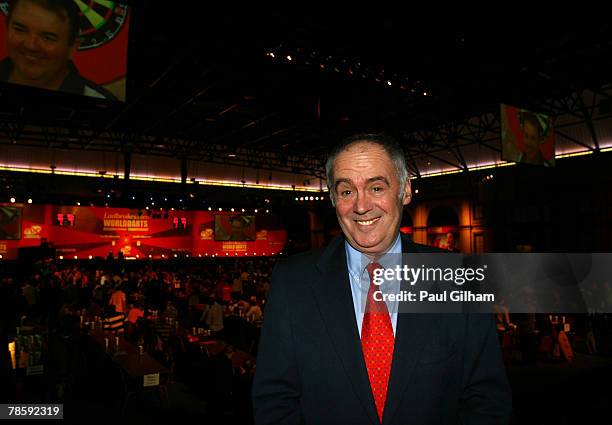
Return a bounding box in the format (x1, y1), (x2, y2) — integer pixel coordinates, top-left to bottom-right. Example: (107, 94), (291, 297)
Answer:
(20, 52), (44, 61)
(355, 217), (381, 226)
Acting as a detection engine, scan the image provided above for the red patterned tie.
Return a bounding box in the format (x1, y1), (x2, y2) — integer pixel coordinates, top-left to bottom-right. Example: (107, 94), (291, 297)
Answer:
(362, 262), (395, 422)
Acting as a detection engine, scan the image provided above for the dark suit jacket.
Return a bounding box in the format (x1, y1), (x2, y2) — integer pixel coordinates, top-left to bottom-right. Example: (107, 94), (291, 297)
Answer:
(253, 234), (512, 425)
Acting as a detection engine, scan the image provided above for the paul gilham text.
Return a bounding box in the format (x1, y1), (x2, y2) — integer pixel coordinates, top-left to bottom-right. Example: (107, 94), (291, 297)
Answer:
(373, 290), (495, 303)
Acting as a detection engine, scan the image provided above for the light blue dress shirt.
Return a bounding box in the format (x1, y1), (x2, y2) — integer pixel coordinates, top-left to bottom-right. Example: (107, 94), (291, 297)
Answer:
(345, 234), (402, 337)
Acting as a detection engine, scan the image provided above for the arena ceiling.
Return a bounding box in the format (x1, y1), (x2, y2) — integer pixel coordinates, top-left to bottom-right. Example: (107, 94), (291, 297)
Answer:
(1, 9), (612, 179)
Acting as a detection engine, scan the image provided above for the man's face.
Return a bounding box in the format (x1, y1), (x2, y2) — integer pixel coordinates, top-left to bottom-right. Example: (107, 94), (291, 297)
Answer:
(6, 0), (77, 87)
(523, 121), (540, 149)
(332, 142), (411, 257)
(446, 233), (455, 249)
(231, 218), (246, 236)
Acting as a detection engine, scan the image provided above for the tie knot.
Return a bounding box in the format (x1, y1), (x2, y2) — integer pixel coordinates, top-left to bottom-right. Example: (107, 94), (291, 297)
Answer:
(366, 262), (383, 283)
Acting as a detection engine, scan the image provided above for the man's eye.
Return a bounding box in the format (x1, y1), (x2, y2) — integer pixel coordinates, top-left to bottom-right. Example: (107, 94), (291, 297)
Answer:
(340, 190), (352, 197)
(371, 186), (383, 192)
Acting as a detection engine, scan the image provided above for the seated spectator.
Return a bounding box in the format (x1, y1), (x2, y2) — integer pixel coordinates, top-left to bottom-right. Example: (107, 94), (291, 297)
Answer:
(229, 295), (249, 316)
(246, 299), (263, 323)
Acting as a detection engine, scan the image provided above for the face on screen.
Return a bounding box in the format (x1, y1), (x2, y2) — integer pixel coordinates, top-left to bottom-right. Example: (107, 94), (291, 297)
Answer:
(446, 232), (455, 249)
(524, 119), (539, 140)
(6, 0), (78, 89)
(523, 119), (543, 164)
(229, 217), (252, 240)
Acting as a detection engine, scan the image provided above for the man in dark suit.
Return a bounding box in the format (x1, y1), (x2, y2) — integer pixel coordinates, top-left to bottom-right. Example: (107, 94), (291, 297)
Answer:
(253, 134), (512, 424)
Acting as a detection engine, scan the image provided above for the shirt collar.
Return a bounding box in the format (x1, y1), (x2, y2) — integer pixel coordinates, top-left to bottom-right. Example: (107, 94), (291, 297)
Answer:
(345, 234), (402, 280)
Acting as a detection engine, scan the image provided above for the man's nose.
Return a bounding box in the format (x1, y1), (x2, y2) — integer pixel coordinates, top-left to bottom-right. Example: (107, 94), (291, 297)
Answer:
(353, 191), (372, 214)
(23, 35), (41, 51)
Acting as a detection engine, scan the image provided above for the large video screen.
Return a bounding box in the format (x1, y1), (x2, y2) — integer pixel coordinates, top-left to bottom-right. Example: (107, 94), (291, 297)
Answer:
(214, 215), (256, 241)
(0, 0), (130, 101)
(501, 104), (556, 167)
(0, 206), (21, 240)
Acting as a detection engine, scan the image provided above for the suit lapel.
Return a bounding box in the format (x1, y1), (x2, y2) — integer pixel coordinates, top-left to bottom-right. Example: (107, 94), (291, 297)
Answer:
(312, 236), (380, 425)
(382, 235), (432, 425)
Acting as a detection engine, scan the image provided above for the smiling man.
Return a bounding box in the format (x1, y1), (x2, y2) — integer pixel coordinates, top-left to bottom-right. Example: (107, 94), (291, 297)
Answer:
(330, 137), (411, 258)
(0, 0), (115, 99)
(253, 133), (511, 425)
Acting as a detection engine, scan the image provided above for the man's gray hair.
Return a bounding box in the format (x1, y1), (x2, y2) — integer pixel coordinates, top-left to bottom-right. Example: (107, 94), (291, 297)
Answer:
(325, 133), (409, 205)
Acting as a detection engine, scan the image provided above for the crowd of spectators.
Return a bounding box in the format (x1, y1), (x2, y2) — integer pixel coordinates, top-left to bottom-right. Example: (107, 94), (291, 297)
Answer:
(0, 255), (276, 418)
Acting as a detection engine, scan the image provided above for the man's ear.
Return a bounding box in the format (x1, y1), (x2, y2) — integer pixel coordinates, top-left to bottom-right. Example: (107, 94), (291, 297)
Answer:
(402, 180), (412, 206)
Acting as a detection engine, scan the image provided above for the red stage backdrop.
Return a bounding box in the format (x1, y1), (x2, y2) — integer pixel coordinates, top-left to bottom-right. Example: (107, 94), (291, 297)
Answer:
(51, 206), (192, 259)
(0, 205), (287, 260)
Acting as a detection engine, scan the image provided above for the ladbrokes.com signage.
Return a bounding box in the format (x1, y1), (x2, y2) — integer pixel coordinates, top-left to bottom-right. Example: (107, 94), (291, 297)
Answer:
(0, 205), (287, 259)
(103, 212), (149, 232)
